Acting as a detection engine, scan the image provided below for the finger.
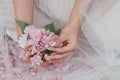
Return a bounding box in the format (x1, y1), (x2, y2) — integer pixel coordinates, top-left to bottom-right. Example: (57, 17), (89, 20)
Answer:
(50, 57), (65, 64)
(40, 53), (62, 66)
(50, 34), (67, 47)
(40, 53), (69, 66)
(40, 58), (64, 66)
(46, 52), (71, 60)
(40, 62), (48, 67)
(50, 43), (77, 53)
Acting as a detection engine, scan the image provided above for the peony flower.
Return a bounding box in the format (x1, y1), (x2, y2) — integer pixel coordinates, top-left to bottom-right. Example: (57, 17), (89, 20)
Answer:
(30, 29), (41, 43)
(18, 34), (28, 48)
(19, 49), (30, 61)
(39, 30), (58, 49)
(19, 25), (59, 66)
(24, 25), (37, 35)
(30, 55), (42, 66)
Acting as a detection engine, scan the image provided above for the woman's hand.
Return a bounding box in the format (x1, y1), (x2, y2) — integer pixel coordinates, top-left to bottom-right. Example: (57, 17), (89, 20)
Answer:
(43, 24), (80, 66)
(41, 0), (83, 66)
(50, 25), (80, 53)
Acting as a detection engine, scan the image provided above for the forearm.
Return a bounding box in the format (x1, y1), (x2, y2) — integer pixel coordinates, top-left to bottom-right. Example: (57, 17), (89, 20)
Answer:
(13, 0), (34, 37)
(66, 0), (84, 30)
(13, 0), (34, 24)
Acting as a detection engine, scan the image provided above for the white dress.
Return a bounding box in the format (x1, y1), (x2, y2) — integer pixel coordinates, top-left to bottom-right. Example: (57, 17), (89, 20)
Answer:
(1, 0), (120, 80)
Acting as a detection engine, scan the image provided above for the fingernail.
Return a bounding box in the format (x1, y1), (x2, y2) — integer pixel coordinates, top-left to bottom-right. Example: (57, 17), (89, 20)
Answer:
(51, 42), (57, 47)
(45, 57), (50, 61)
(44, 54), (50, 60)
(47, 47), (51, 50)
(52, 53), (56, 55)
(47, 61), (53, 65)
(59, 43), (63, 47)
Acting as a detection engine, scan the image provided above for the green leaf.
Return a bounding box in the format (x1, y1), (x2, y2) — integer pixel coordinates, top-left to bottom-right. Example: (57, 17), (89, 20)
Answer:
(41, 49), (53, 55)
(45, 50), (53, 55)
(15, 19), (29, 34)
(55, 29), (61, 35)
(44, 22), (55, 33)
(44, 22), (61, 35)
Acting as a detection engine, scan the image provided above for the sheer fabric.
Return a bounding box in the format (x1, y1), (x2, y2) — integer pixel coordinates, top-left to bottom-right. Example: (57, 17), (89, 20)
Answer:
(1, 0), (120, 80)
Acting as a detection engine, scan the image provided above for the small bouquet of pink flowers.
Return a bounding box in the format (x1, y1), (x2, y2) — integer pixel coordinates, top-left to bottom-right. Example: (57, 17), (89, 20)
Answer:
(16, 20), (61, 67)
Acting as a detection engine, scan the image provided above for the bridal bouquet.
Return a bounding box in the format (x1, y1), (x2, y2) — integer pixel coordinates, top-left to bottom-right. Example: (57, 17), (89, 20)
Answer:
(16, 20), (61, 67)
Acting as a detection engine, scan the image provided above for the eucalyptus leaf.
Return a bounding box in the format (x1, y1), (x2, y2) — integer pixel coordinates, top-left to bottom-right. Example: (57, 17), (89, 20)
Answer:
(44, 22), (61, 35)
(15, 20), (29, 34)
(55, 29), (61, 35)
(45, 50), (53, 55)
(44, 22), (55, 33)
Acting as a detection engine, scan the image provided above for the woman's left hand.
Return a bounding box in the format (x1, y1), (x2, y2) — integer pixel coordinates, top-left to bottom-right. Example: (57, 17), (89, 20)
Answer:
(42, 0), (83, 66)
(44, 24), (80, 64)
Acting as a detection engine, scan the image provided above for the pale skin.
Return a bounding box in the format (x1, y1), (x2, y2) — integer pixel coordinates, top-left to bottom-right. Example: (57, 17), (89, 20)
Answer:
(13, 0), (84, 66)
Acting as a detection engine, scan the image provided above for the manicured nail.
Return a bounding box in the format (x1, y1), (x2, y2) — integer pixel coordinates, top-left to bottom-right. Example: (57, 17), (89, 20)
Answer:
(47, 47), (51, 50)
(52, 53), (56, 55)
(45, 57), (50, 61)
(59, 43), (63, 47)
(47, 61), (53, 65)
(51, 42), (57, 47)
(44, 54), (50, 60)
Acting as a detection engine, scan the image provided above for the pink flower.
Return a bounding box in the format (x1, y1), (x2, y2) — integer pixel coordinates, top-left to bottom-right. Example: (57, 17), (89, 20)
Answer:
(19, 25), (59, 66)
(24, 25), (37, 35)
(30, 55), (42, 66)
(32, 46), (37, 53)
(19, 49), (29, 60)
(39, 30), (58, 49)
(24, 25), (41, 43)
(18, 25), (41, 48)
(33, 28), (58, 53)
(18, 34), (34, 48)
(30, 29), (41, 43)
(18, 34), (28, 48)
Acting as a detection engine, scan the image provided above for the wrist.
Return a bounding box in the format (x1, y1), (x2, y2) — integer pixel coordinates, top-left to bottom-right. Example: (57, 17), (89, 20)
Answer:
(16, 25), (22, 39)
(65, 22), (80, 31)
(66, 15), (81, 30)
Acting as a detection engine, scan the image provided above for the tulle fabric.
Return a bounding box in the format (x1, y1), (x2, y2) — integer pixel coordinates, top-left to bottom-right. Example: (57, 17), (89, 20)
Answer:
(1, 0), (120, 80)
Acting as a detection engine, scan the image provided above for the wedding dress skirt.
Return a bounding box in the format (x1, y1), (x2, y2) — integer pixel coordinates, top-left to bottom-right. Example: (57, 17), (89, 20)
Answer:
(1, 0), (120, 80)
